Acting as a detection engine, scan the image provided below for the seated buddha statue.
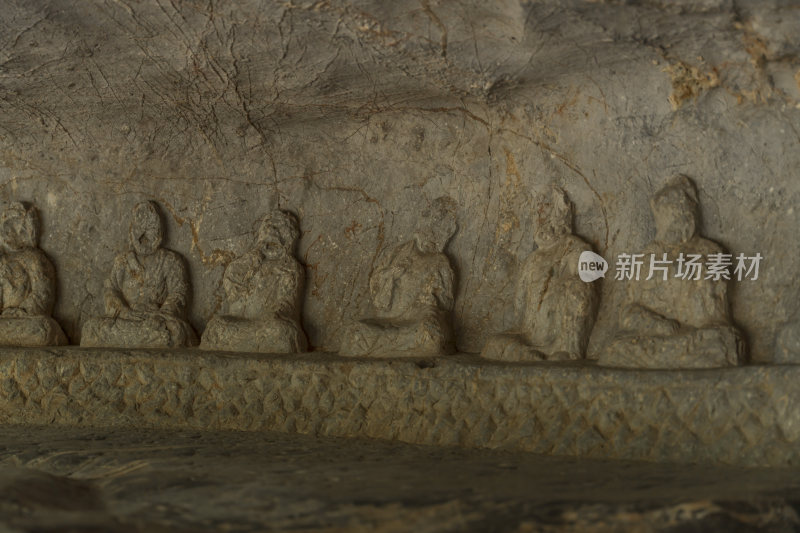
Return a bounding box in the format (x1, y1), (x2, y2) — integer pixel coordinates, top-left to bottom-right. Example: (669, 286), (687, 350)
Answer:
(0, 202), (67, 346)
(598, 175), (744, 369)
(339, 196), (458, 358)
(481, 187), (598, 362)
(81, 201), (197, 349)
(200, 209), (308, 353)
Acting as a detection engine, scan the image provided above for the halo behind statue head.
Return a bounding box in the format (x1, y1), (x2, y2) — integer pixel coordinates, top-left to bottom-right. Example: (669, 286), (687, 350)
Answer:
(0, 202), (39, 250)
(129, 201), (164, 256)
(257, 210), (300, 251)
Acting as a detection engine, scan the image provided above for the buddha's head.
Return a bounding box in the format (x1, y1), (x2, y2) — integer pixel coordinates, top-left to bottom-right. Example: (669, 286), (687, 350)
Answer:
(534, 186), (573, 248)
(651, 175), (700, 245)
(414, 196), (457, 253)
(129, 201), (164, 256)
(256, 209), (300, 259)
(0, 202), (38, 252)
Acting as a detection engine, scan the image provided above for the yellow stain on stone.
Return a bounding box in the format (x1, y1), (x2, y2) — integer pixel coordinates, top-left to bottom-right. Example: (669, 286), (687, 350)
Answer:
(344, 220), (362, 239)
(160, 199), (235, 267)
(555, 88), (581, 116)
(663, 60), (720, 110)
(503, 148), (522, 190)
(485, 148), (523, 256)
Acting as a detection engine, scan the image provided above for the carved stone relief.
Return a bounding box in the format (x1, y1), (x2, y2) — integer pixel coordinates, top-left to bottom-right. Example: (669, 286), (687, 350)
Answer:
(0, 202), (67, 346)
(774, 322), (800, 364)
(1, 0), (798, 365)
(598, 176), (744, 369)
(200, 210), (307, 353)
(0, 178), (762, 370)
(81, 201), (198, 349)
(481, 187), (598, 362)
(339, 196), (457, 357)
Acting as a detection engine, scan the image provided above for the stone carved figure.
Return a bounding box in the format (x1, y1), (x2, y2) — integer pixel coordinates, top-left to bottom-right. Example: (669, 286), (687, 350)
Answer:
(599, 175), (744, 369)
(339, 196), (457, 357)
(0, 202), (67, 346)
(481, 187), (598, 362)
(774, 321), (800, 363)
(201, 210), (307, 353)
(81, 201), (198, 348)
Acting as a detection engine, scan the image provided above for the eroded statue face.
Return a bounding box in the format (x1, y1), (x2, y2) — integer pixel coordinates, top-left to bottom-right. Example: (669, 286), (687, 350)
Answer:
(0, 202), (38, 252)
(256, 210), (300, 260)
(534, 188), (572, 248)
(129, 202), (163, 256)
(652, 188), (698, 245)
(414, 197), (457, 253)
(257, 222), (285, 259)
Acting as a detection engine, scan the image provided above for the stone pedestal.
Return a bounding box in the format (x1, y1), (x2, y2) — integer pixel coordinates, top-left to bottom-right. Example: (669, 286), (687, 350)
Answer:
(2, 346), (799, 467)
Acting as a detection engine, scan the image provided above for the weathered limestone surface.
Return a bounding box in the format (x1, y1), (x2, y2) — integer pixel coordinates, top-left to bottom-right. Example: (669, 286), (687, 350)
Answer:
(481, 187), (598, 362)
(599, 176), (744, 369)
(2, 346), (800, 467)
(81, 201), (198, 348)
(0, 1), (798, 361)
(2, 425), (800, 532)
(200, 209), (308, 353)
(0, 202), (66, 347)
(340, 196), (457, 357)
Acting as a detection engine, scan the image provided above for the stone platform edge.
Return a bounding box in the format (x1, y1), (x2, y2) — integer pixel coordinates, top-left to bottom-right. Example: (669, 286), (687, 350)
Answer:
(0, 347), (797, 467)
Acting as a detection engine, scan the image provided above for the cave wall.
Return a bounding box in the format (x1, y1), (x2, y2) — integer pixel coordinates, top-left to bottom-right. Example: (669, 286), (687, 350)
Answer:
(1, 0), (798, 360)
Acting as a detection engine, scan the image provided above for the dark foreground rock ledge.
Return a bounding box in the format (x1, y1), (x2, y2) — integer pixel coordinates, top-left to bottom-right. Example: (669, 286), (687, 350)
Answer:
(1, 424), (800, 532)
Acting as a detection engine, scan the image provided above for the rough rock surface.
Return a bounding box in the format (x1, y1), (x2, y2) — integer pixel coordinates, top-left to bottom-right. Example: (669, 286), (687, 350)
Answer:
(2, 346), (800, 467)
(1, 1), (798, 359)
(80, 201), (198, 348)
(1, 424), (800, 532)
(200, 209), (308, 353)
(481, 187), (598, 362)
(599, 176), (744, 369)
(340, 196), (457, 357)
(0, 201), (66, 346)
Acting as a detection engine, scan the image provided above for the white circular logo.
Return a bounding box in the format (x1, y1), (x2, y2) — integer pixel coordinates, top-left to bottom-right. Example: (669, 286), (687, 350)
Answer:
(578, 251), (608, 282)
